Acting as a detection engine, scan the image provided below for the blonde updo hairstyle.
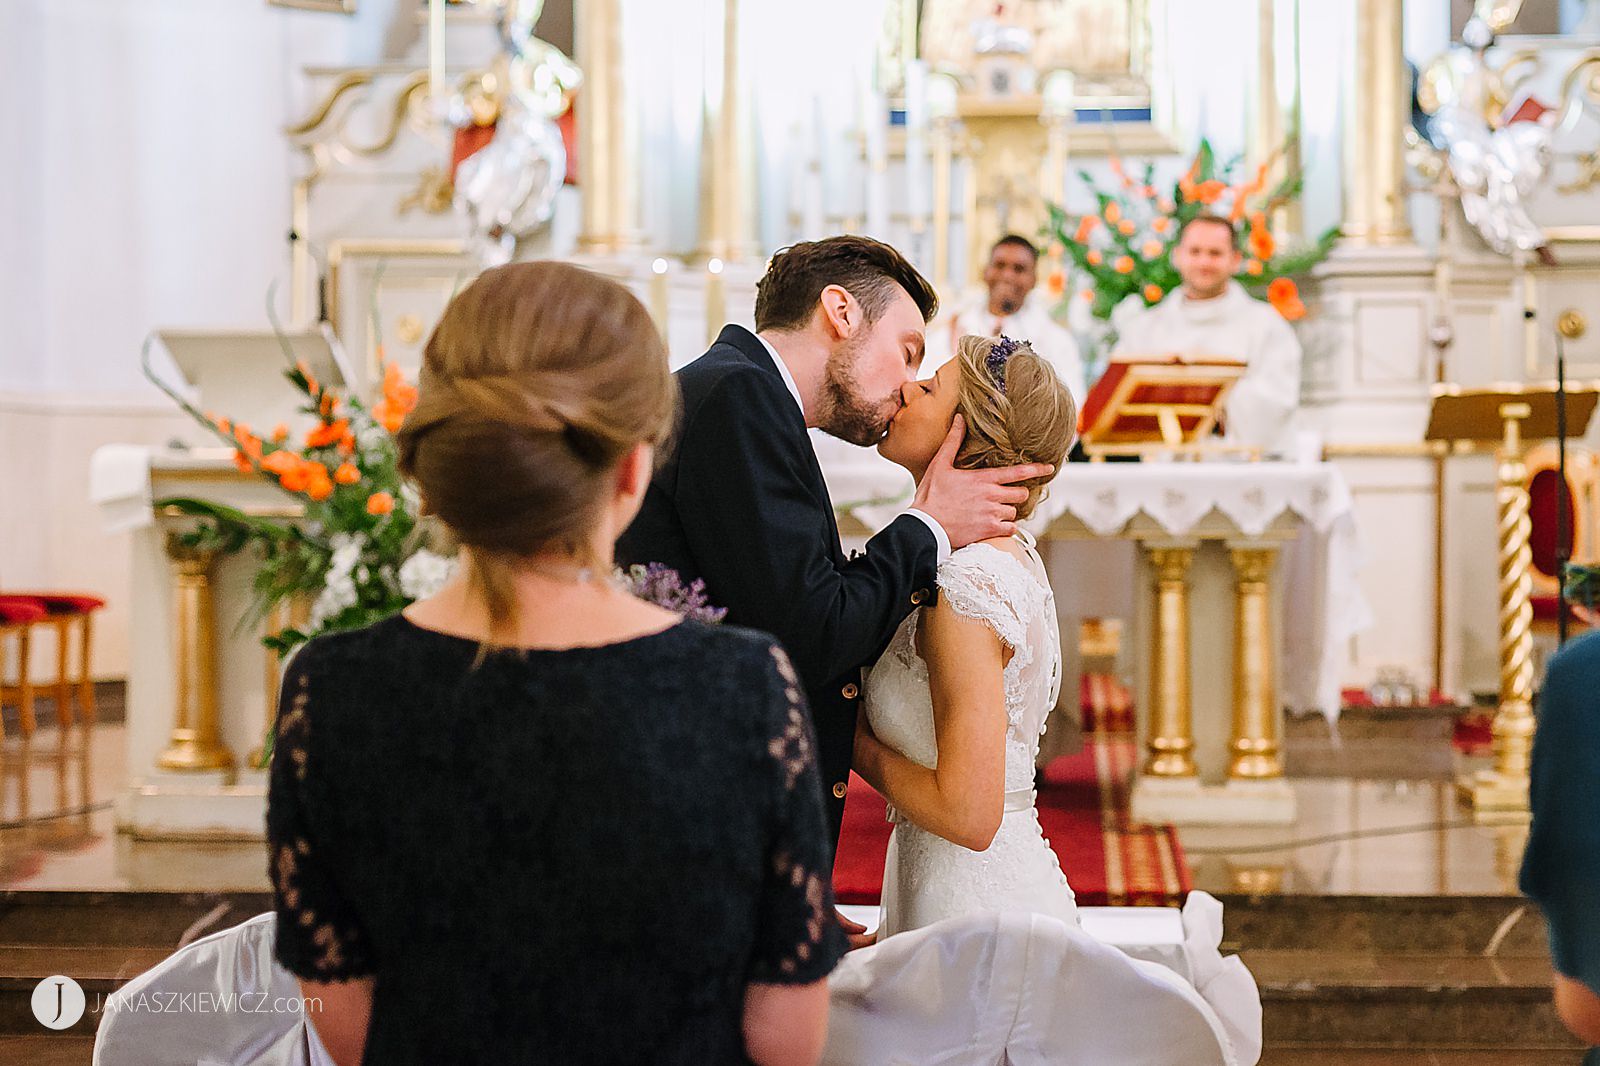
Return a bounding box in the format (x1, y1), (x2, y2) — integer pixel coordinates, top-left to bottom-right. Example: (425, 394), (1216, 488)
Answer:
(397, 261), (676, 634)
(951, 335), (1077, 520)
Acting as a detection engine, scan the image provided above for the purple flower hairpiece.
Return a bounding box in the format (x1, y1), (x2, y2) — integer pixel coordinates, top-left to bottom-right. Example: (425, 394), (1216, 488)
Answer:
(987, 336), (1024, 393)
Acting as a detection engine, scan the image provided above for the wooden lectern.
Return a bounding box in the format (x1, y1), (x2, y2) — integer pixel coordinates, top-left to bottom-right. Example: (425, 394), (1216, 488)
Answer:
(1427, 383), (1599, 814)
(1079, 353), (1248, 460)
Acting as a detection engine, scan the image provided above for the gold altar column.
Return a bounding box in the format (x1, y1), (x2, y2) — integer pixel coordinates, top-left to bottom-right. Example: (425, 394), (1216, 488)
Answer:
(1228, 547), (1284, 779)
(1145, 547), (1198, 778)
(576, 0), (634, 252)
(1250, 0), (1302, 236)
(1342, 0), (1412, 244)
(158, 535), (236, 774)
(1460, 403), (1536, 812)
(698, 0), (753, 262)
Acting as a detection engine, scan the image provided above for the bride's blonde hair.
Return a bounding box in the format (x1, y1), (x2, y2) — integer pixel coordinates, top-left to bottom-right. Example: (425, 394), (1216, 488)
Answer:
(951, 335), (1077, 520)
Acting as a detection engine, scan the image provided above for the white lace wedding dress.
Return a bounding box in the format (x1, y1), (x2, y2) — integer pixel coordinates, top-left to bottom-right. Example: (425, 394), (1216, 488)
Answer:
(865, 529), (1078, 939)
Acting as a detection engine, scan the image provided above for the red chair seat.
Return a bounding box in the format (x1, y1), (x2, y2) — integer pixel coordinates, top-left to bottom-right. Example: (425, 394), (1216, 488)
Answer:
(5, 593), (105, 614)
(0, 597), (47, 625)
(1532, 594), (1586, 622)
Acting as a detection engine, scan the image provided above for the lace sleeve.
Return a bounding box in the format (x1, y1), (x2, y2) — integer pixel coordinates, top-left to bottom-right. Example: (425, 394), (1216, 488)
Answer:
(935, 547), (1031, 653)
(266, 649), (375, 982)
(747, 644), (848, 984)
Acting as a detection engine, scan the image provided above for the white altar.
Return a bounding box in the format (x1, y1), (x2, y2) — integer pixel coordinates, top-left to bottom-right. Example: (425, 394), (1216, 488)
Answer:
(833, 448), (1365, 826)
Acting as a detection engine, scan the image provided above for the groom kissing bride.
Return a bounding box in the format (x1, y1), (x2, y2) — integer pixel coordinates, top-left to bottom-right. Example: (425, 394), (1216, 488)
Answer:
(617, 236), (1081, 945)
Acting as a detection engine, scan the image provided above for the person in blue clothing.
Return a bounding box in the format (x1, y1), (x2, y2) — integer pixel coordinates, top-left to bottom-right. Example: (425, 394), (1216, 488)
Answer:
(1521, 564), (1600, 1058)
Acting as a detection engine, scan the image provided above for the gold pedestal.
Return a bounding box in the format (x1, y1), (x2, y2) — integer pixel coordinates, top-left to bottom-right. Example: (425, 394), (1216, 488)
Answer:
(157, 536), (236, 774)
(1229, 547), (1284, 780)
(1459, 403), (1535, 813)
(1145, 547), (1198, 778)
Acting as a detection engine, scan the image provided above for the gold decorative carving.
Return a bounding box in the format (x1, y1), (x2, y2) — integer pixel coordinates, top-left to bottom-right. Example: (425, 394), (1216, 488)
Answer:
(1145, 547), (1197, 778)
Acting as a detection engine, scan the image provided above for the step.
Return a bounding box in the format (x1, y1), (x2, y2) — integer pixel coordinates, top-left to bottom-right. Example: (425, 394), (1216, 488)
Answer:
(0, 890), (271, 948)
(1263, 1048), (1586, 1065)
(0, 1035), (95, 1066)
(1216, 894), (1550, 956)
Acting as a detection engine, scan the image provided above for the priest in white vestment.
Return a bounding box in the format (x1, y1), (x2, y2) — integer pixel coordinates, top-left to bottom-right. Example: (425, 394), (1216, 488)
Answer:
(1113, 215), (1303, 456)
(926, 235), (1087, 405)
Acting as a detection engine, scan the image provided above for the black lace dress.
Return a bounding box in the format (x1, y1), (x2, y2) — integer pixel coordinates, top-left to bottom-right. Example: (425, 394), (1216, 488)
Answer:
(267, 614), (845, 1065)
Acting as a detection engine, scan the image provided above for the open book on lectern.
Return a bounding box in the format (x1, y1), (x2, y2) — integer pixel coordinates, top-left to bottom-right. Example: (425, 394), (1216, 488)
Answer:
(1078, 352), (1247, 456)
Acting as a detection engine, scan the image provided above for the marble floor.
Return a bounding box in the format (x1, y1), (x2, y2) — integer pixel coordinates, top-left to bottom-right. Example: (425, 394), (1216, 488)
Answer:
(0, 708), (1529, 899)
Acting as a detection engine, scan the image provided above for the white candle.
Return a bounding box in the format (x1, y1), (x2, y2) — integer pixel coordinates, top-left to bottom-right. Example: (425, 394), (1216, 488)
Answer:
(705, 258), (726, 347)
(650, 258), (671, 343)
(428, 0), (445, 105)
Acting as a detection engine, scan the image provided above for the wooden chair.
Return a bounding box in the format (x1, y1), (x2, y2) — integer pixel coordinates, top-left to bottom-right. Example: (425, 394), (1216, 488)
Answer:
(1526, 442), (1600, 633)
(5, 593), (105, 727)
(0, 596), (48, 736)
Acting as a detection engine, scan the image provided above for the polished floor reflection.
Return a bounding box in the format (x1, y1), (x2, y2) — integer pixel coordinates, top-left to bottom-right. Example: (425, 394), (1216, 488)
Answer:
(0, 707), (1530, 899)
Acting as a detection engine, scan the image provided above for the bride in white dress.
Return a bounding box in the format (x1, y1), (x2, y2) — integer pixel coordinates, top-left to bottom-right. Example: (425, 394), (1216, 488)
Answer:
(852, 333), (1080, 939)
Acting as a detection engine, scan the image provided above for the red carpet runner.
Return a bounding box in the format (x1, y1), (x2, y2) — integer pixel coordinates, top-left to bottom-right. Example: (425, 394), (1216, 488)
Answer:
(833, 677), (1191, 908)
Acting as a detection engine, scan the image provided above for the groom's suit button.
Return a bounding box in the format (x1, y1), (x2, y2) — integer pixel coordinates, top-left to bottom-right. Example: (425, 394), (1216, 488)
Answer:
(910, 589), (928, 606)
(832, 781), (848, 799)
(841, 682), (859, 700)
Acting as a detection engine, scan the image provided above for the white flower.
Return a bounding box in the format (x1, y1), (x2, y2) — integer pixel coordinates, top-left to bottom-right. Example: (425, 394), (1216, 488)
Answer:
(310, 534), (367, 628)
(399, 549), (459, 600)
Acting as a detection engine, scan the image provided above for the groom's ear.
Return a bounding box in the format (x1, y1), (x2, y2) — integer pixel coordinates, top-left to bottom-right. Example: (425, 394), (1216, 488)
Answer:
(818, 284), (859, 340)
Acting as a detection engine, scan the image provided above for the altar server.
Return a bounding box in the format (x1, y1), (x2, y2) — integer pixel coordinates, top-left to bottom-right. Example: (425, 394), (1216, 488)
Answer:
(928, 235), (1087, 405)
(1113, 215), (1303, 456)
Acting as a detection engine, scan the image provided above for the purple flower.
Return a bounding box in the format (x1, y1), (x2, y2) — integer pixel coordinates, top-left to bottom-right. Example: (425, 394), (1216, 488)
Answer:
(619, 563), (728, 624)
(987, 336), (1024, 393)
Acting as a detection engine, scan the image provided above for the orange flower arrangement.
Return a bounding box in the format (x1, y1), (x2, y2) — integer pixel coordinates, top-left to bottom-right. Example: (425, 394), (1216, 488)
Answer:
(366, 491), (395, 516)
(1045, 137), (1336, 326)
(1045, 269), (1067, 297)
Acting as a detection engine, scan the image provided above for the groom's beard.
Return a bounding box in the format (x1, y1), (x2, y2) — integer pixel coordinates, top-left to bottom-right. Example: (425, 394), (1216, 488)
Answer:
(817, 339), (897, 447)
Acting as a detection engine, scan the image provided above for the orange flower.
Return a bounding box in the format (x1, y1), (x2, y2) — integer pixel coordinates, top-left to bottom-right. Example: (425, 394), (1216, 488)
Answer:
(295, 359), (320, 397)
(1117, 219), (1137, 236)
(1078, 289), (1094, 301)
(1047, 241), (1065, 258)
(1249, 227), (1276, 261)
(1113, 255), (1135, 274)
(212, 415), (232, 436)
(233, 450), (254, 473)
(366, 491), (395, 516)
(319, 392), (340, 419)
(1045, 270), (1066, 297)
(1108, 155), (1131, 188)
(261, 450), (299, 477)
(1073, 215), (1100, 243)
(279, 463), (311, 494)
(303, 466), (335, 501)
(1158, 198), (1176, 214)
(337, 432), (356, 456)
(1249, 211), (1268, 231)
(1141, 185), (1158, 198)
(1192, 180), (1228, 205)
(334, 462), (361, 485)
(373, 363), (420, 434)
(1086, 249), (1103, 266)
(1103, 202), (1122, 225)
(271, 423), (289, 444)
(1141, 239), (1164, 258)
(1151, 216), (1173, 235)
(1245, 259), (1265, 276)
(1267, 277), (1307, 321)
(1143, 283), (1164, 303)
(305, 418), (350, 449)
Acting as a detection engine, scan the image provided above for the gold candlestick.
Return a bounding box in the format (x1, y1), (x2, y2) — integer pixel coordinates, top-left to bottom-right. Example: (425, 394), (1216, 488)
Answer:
(1228, 546), (1284, 780)
(158, 534), (236, 774)
(1460, 402), (1536, 812)
(1145, 547), (1198, 778)
(705, 258), (726, 347)
(650, 258), (670, 343)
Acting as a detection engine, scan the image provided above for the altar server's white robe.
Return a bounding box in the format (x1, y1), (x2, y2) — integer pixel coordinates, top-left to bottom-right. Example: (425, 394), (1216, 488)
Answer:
(926, 290), (1087, 407)
(1113, 281), (1303, 456)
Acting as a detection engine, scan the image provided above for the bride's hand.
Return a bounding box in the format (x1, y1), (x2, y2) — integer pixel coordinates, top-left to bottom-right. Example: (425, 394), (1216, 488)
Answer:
(853, 714), (880, 769)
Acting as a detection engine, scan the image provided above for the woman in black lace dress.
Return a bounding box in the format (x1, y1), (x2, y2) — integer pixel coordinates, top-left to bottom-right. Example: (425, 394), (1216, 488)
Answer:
(268, 262), (845, 1066)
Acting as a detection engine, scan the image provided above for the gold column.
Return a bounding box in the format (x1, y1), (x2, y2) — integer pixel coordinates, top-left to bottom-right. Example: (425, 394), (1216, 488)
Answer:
(576, 0), (631, 252)
(158, 535), (236, 774)
(1460, 402), (1535, 811)
(698, 0), (752, 262)
(1251, 0), (1302, 236)
(1228, 546), (1284, 780)
(1342, 0), (1412, 244)
(1146, 547), (1198, 778)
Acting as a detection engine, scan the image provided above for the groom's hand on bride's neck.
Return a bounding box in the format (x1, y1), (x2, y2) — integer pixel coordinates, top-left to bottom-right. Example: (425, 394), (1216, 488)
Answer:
(913, 415), (1053, 550)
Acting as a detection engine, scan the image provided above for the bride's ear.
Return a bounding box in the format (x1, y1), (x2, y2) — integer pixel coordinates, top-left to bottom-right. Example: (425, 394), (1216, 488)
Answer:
(615, 443), (654, 499)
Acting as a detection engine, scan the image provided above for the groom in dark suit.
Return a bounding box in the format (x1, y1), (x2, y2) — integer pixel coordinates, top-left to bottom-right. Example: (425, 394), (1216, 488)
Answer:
(618, 236), (1048, 861)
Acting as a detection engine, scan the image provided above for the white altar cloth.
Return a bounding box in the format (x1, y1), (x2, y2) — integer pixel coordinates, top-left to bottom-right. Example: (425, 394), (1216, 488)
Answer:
(825, 448), (1369, 720)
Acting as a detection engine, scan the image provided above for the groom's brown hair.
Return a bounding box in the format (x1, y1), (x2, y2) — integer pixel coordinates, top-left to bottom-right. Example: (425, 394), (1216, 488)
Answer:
(755, 236), (938, 333)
